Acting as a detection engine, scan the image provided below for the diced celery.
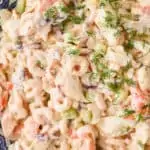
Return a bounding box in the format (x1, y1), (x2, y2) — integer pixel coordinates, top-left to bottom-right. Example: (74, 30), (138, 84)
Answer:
(81, 109), (92, 123)
(16, 0), (26, 14)
(61, 108), (78, 119)
(85, 91), (95, 103)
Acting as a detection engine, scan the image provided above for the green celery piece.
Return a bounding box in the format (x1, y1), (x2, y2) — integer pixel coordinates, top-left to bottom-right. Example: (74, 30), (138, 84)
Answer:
(16, 0), (26, 14)
(62, 108), (78, 120)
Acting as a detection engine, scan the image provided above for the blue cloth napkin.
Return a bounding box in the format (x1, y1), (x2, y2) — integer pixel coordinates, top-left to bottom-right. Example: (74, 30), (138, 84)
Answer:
(0, 0), (17, 9)
(0, 135), (7, 150)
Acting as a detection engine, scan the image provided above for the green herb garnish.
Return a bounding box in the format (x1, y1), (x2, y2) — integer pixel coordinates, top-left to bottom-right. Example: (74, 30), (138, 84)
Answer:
(64, 33), (79, 44)
(127, 30), (137, 39)
(124, 40), (134, 50)
(36, 60), (45, 69)
(107, 82), (122, 92)
(101, 69), (115, 80)
(136, 114), (144, 122)
(89, 72), (100, 82)
(92, 51), (105, 64)
(44, 7), (57, 19)
(105, 11), (119, 28)
(60, 6), (70, 13)
(59, 2), (75, 13)
(76, 4), (85, 9)
(86, 30), (95, 37)
(123, 78), (135, 86)
(69, 15), (85, 24)
(68, 48), (80, 55)
(100, 0), (119, 6)
(120, 109), (135, 117)
(122, 62), (132, 72)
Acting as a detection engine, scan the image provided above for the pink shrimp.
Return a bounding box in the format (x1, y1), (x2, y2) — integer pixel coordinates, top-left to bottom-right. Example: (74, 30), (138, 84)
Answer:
(1, 112), (18, 140)
(130, 87), (146, 111)
(6, 82), (13, 91)
(12, 123), (24, 139)
(0, 91), (8, 112)
(69, 129), (78, 139)
(23, 117), (40, 141)
(80, 137), (95, 150)
(141, 6), (150, 15)
(73, 125), (97, 150)
(0, 80), (13, 91)
(135, 4), (150, 15)
(0, 81), (13, 112)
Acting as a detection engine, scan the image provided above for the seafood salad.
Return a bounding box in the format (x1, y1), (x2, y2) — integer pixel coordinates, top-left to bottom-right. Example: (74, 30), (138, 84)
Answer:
(0, 0), (150, 149)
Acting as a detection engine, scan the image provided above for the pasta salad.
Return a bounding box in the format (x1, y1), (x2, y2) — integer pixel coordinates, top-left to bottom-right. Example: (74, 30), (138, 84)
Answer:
(0, 0), (150, 150)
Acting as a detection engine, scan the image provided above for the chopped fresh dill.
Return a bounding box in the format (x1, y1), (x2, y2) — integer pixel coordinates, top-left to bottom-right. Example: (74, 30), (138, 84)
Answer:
(44, 7), (57, 19)
(123, 78), (135, 85)
(36, 60), (45, 69)
(68, 48), (80, 55)
(100, 0), (119, 6)
(122, 62), (132, 72)
(136, 114), (144, 122)
(69, 15), (85, 24)
(76, 4), (85, 9)
(107, 82), (122, 92)
(86, 30), (95, 37)
(124, 40), (134, 51)
(105, 11), (120, 28)
(120, 109), (135, 117)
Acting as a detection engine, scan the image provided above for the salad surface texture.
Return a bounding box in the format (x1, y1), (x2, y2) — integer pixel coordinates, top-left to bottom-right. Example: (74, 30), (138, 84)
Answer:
(0, 0), (150, 150)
